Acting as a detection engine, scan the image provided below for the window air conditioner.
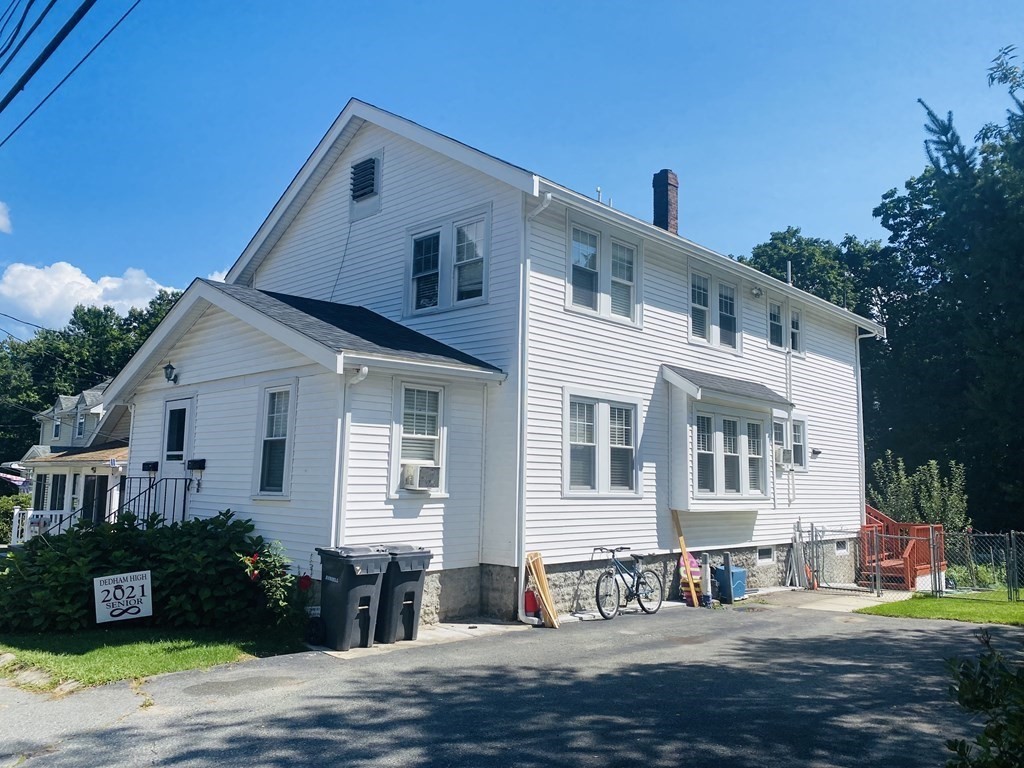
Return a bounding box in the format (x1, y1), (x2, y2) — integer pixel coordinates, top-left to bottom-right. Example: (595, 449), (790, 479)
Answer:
(401, 464), (441, 491)
(774, 447), (794, 468)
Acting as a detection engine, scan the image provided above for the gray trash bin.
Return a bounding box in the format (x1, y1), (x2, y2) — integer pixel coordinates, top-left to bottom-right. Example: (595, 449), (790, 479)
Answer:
(375, 544), (433, 644)
(316, 545), (390, 651)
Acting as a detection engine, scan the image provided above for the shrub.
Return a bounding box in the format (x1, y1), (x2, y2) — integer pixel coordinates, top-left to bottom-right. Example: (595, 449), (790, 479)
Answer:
(0, 510), (295, 632)
(947, 564), (1007, 590)
(946, 631), (1024, 768)
(869, 451), (970, 530)
(0, 493), (31, 546)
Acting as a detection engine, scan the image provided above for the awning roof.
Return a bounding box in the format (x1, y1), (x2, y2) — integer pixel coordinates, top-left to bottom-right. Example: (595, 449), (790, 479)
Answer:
(662, 365), (792, 408)
(22, 442), (129, 466)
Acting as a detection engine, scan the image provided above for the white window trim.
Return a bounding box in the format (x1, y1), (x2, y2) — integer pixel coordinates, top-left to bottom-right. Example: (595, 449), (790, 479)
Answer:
(835, 539), (850, 556)
(52, 419), (61, 440)
(562, 388), (643, 498)
(76, 412), (86, 438)
(390, 379), (449, 499)
(766, 294), (806, 357)
(252, 381), (297, 499)
(564, 211), (643, 327)
(757, 546), (775, 564)
(162, 396), (195, 468)
(688, 267), (742, 354)
(349, 148), (383, 222)
(691, 405), (769, 500)
(405, 204), (491, 317)
(772, 415), (810, 474)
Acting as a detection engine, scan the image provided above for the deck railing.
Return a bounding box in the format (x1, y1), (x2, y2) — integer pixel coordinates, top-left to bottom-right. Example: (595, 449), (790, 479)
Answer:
(862, 504), (945, 590)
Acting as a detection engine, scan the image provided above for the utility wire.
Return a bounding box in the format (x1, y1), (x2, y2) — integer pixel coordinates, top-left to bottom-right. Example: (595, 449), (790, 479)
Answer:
(0, 0), (97, 118)
(0, 324), (114, 382)
(0, 0), (36, 59)
(0, 0), (58, 79)
(0, 0), (22, 44)
(0, 395), (129, 445)
(0, 0), (139, 150)
(0, 309), (50, 330)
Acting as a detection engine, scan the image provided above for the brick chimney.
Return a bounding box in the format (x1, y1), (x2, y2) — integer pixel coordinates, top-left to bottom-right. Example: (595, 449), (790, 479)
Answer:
(652, 169), (678, 234)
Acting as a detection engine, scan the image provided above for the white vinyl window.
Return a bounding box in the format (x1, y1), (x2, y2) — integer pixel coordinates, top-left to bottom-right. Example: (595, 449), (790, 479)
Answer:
(792, 420), (807, 469)
(696, 414), (714, 493)
(565, 394), (640, 495)
(719, 284), (737, 349)
(772, 421), (786, 449)
(757, 546), (774, 564)
(690, 270), (741, 350)
(401, 387), (441, 465)
(769, 301), (785, 348)
(565, 215), (641, 323)
(408, 208), (489, 314)
(52, 419), (60, 439)
(694, 410), (769, 498)
(257, 385), (294, 495)
(571, 227), (599, 311)
(610, 242), (635, 319)
(76, 413), (85, 438)
(49, 474), (67, 511)
(690, 272), (710, 341)
(791, 309), (802, 353)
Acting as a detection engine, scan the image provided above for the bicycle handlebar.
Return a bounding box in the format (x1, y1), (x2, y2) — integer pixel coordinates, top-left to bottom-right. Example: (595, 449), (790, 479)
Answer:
(594, 546), (631, 553)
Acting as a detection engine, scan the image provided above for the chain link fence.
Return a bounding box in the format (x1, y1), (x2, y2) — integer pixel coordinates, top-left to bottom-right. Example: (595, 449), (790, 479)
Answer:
(941, 531), (1022, 602)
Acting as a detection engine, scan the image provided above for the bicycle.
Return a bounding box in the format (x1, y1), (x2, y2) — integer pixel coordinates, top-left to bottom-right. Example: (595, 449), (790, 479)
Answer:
(594, 546), (664, 619)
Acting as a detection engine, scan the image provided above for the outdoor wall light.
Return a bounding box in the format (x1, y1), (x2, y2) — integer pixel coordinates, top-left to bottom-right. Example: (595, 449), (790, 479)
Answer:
(163, 362), (179, 384)
(811, 448), (823, 457)
(750, 286), (764, 298)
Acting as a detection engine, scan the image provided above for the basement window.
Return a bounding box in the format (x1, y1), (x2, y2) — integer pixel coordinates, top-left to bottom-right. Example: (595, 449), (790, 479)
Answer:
(757, 547), (774, 564)
(835, 540), (849, 556)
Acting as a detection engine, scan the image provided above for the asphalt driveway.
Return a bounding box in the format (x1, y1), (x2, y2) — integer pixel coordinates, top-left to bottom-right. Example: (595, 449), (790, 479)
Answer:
(0, 592), (1011, 768)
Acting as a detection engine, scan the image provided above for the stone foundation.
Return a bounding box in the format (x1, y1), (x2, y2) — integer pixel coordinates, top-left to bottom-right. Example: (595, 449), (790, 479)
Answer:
(422, 566), (481, 623)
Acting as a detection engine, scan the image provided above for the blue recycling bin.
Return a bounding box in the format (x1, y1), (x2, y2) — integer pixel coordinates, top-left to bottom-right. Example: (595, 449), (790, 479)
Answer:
(713, 565), (747, 603)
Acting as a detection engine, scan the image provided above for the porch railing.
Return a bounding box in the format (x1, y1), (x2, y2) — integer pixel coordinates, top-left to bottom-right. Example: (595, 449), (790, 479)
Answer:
(9, 477), (190, 545)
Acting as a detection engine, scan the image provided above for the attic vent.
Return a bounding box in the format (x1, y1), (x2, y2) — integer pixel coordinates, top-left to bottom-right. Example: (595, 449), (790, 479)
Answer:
(351, 158), (378, 201)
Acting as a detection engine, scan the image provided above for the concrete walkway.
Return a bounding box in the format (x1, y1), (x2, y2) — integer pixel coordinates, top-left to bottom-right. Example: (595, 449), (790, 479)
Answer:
(745, 586), (915, 613)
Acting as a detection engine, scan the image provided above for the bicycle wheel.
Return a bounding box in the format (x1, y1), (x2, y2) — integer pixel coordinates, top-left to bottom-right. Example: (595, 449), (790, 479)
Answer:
(636, 570), (664, 614)
(595, 570), (620, 619)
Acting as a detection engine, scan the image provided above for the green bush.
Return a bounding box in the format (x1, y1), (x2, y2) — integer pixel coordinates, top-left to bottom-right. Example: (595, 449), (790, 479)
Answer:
(947, 564), (1007, 590)
(947, 631), (1024, 767)
(0, 493), (31, 546)
(0, 510), (295, 632)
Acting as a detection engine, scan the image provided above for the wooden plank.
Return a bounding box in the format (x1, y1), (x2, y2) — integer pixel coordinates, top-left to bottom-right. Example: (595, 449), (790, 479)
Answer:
(672, 510), (700, 607)
(526, 551), (560, 629)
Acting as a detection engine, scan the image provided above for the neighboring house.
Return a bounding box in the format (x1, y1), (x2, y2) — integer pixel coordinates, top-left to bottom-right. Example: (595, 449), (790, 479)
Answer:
(9, 380), (128, 543)
(97, 99), (884, 620)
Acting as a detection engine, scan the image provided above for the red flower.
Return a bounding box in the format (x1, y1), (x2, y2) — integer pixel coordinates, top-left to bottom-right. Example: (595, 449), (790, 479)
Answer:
(250, 570), (260, 582)
(299, 574), (313, 592)
(251, 553), (259, 562)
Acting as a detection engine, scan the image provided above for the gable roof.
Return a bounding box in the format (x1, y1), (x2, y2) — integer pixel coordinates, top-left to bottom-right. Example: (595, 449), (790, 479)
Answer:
(204, 281), (501, 371)
(662, 365), (792, 408)
(223, 99), (884, 338)
(225, 98), (539, 287)
(22, 441), (128, 467)
(101, 279), (504, 409)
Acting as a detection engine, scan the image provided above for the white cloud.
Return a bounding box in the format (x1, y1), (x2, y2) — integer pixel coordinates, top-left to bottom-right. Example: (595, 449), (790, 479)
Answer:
(0, 202), (11, 234)
(0, 261), (176, 330)
(207, 268), (228, 283)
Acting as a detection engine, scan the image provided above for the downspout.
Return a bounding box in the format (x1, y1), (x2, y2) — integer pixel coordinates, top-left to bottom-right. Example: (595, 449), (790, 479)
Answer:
(855, 330), (879, 525)
(786, 341), (795, 504)
(516, 192), (552, 626)
(333, 364), (368, 548)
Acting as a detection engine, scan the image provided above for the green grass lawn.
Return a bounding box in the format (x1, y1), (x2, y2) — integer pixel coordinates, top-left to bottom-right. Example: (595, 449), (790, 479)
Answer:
(857, 590), (1024, 626)
(0, 625), (308, 689)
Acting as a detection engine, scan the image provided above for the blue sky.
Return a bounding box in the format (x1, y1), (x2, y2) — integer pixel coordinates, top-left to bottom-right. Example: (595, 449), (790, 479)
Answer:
(0, 1), (1016, 331)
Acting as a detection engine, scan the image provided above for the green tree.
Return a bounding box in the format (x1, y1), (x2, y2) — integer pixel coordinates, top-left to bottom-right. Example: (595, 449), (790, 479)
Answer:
(0, 291), (181, 475)
(869, 451), (970, 531)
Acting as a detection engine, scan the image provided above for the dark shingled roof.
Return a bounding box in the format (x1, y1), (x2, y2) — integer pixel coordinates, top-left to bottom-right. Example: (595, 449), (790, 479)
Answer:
(202, 280), (501, 373)
(664, 365), (792, 407)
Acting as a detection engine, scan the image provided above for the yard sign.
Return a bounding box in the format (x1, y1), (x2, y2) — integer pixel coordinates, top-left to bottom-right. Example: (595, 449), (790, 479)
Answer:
(93, 570), (153, 623)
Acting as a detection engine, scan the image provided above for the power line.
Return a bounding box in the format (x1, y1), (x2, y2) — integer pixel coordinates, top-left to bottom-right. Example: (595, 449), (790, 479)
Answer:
(0, 0), (140, 150)
(0, 0), (37, 59)
(0, 309), (50, 330)
(0, 0), (97, 117)
(0, 325), (113, 382)
(0, 395), (129, 445)
(0, 0), (58, 79)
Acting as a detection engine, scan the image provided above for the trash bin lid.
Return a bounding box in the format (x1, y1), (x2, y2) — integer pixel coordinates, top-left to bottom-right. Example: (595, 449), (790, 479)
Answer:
(378, 543), (429, 556)
(316, 545), (388, 560)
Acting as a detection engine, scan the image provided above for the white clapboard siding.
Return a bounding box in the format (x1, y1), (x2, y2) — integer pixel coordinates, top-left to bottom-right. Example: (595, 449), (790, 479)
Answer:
(523, 201), (865, 562)
(127, 307), (338, 576)
(342, 373), (486, 571)
(249, 120), (522, 567)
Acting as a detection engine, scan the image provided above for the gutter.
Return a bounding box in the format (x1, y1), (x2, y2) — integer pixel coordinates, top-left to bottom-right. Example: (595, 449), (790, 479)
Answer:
(515, 192), (552, 627)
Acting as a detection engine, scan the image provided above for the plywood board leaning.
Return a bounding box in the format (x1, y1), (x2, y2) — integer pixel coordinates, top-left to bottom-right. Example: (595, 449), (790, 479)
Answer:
(526, 551), (560, 629)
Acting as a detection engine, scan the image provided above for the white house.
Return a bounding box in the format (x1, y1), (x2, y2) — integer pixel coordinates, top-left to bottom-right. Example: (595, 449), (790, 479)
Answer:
(8, 380), (129, 544)
(97, 99), (884, 620)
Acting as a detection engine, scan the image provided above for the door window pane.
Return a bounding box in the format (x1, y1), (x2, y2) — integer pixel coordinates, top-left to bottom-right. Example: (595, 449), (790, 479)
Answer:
(165, 408), (186, 461)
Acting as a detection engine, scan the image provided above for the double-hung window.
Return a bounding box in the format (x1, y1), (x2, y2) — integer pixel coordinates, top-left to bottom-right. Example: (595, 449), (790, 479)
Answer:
(401, 387), (441, 466)
(76, 413), (85, 438)
(258, 385), (294, 495)
(52, 419), (61, 440)
(566, 216), (640, 322)
(693, 410), (768, 498)
(772, 419), (808, 471)
(790, 309), (802, 353)
(409, 207), (489, 313)
(768, 301), (785, 349)
(689, 270), (740, 350)
(767, 296), (805, 354)
(566, 394), (639, 494)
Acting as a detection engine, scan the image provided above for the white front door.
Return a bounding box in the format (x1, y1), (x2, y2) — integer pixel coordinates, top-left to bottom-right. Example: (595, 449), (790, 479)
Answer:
(162, 398), (192, 480)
